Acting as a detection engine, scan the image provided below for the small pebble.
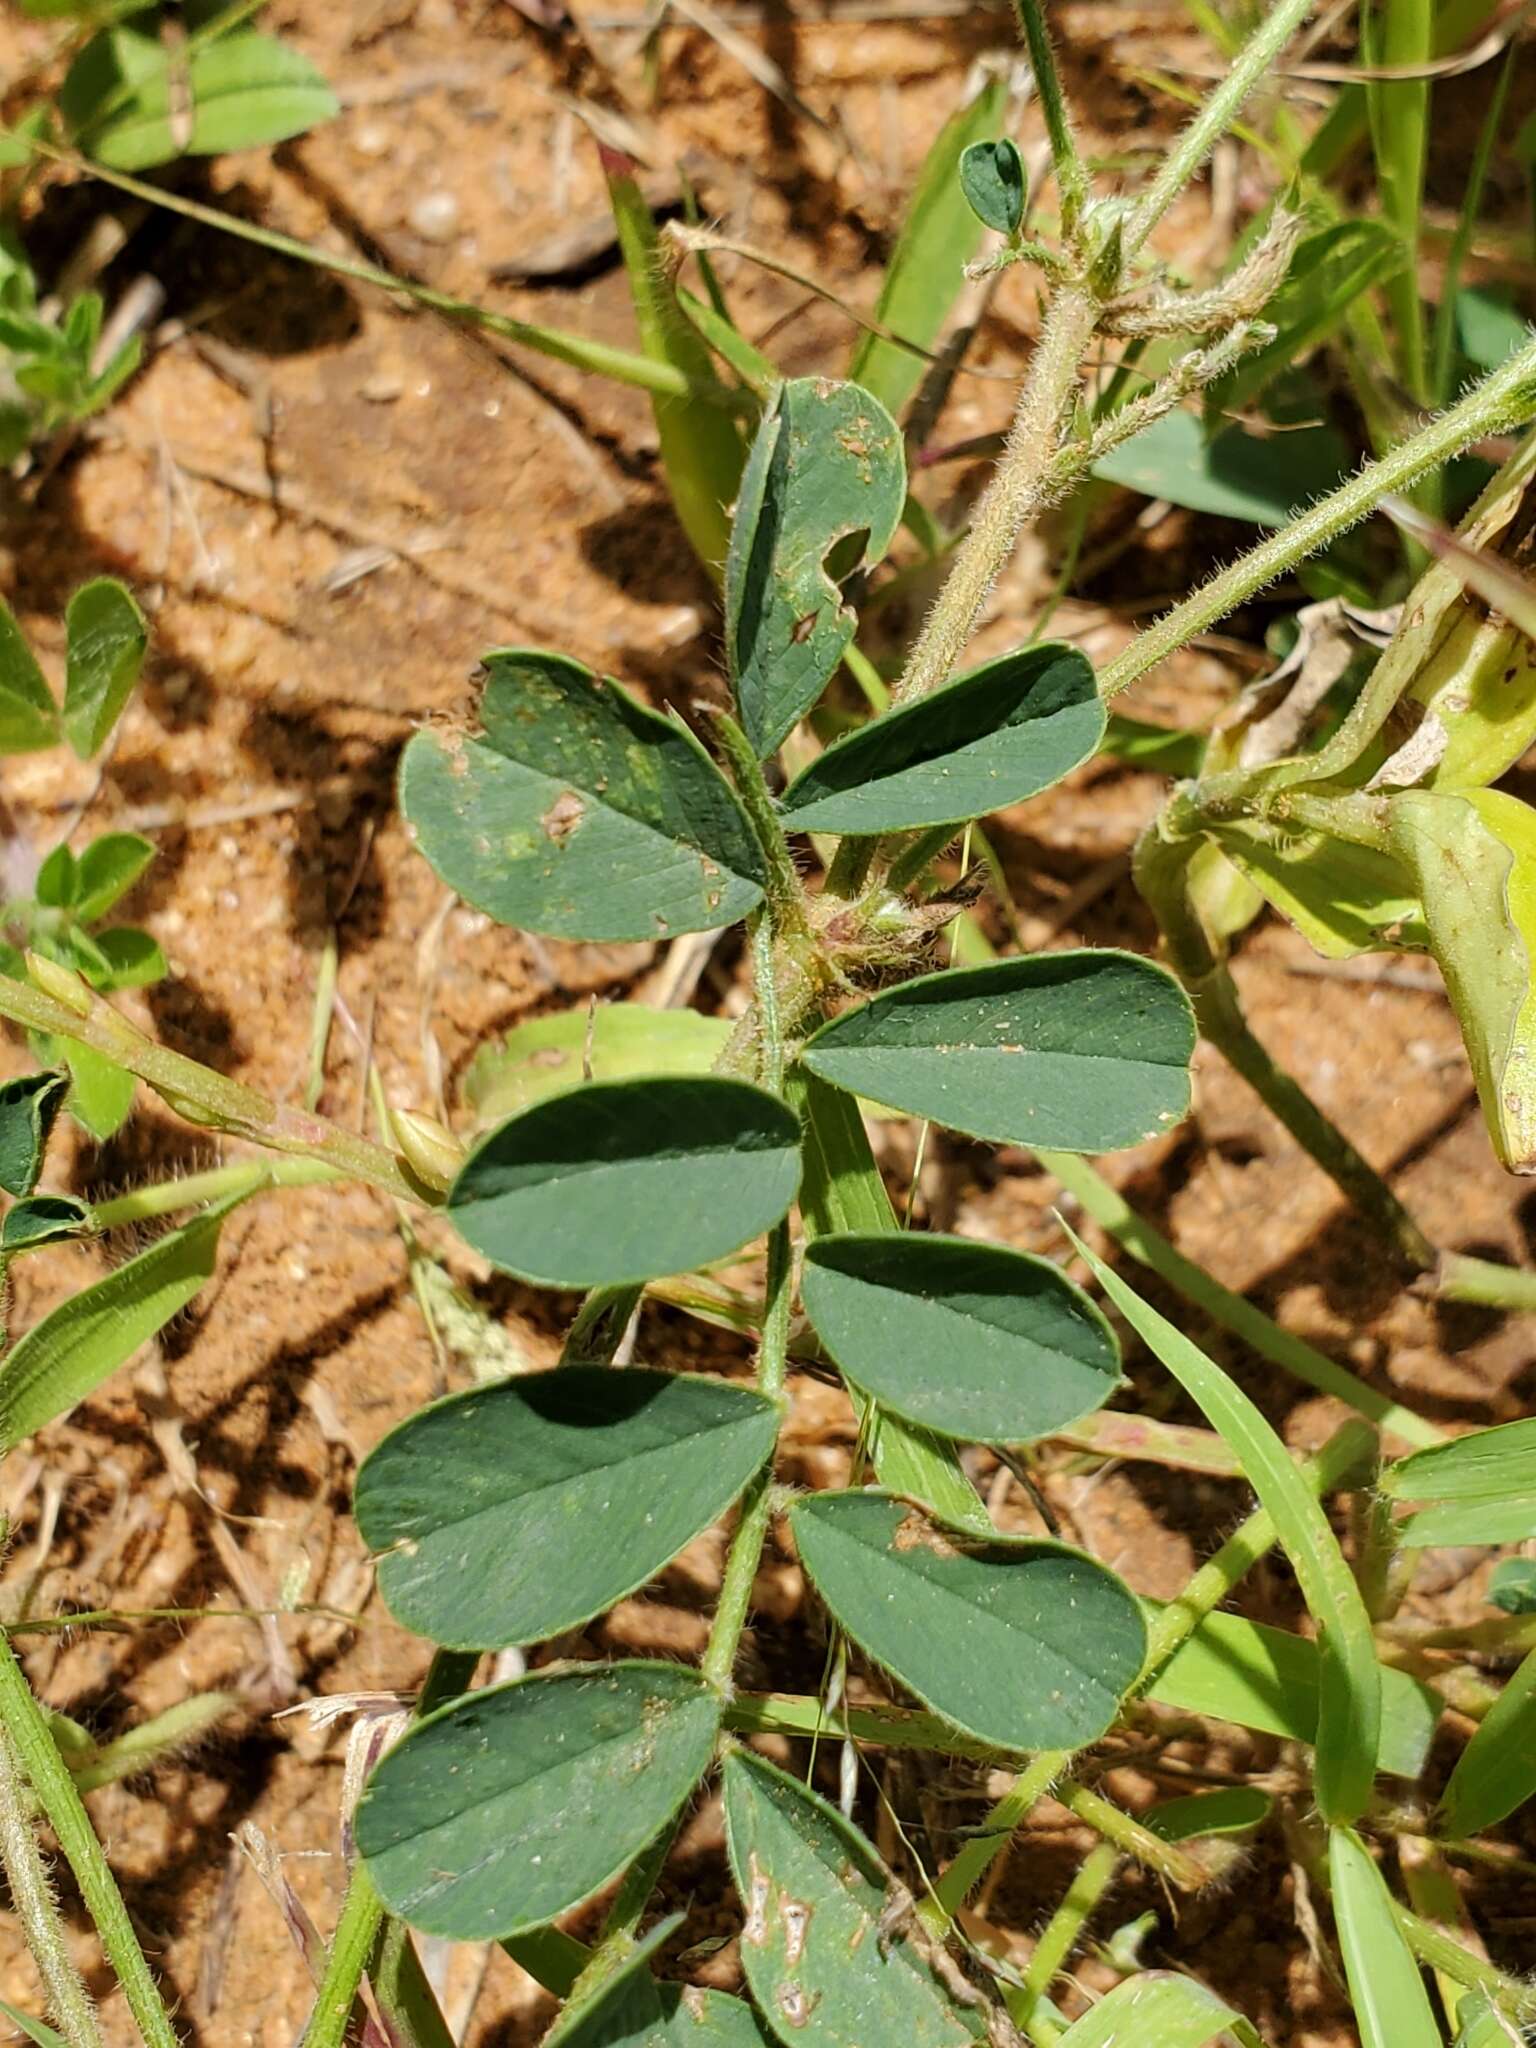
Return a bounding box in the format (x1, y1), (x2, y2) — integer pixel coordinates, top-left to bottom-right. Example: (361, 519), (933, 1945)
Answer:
(360, 372), (404, 403)
(352, 121), (390, 158)
(409, 190), (460, 244)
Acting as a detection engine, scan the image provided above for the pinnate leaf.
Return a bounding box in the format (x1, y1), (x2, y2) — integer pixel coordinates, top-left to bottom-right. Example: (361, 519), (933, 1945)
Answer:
(400, 650), (766, 941)
(357, 1366), (778, 1649)
(801, 1231), (1120, 1444)
(800, 951), (1194, 1152)
(778, 642), (1103, 833)
(358, 1661), (720, 1939)
(721, 1748), (979, 2048)
(446, 1076), (801, 1287)
(726, 379), (904, 756)
(790, 1490), (1146, 1750)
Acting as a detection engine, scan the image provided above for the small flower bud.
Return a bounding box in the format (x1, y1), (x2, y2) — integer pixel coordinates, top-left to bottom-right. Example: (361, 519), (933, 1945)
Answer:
(392, 1108), (465, 1192)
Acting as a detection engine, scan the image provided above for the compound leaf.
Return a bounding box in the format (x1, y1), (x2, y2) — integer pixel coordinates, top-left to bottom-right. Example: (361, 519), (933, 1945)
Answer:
(726, 379), (904, 757)
(721, 1748), (979, 2048)
(801, 1231), (1121, 1444)
(778, 642), (1103, 833)
(800, 952), (1194, 1152)
(0, 595), (58, 754)
(790, 1490), (1145, 1751)
(399, 649), (766, 941)
(1328, 1827), (1440, 2048)
(358, 1661), (720, 1940)
(0, 1070), (69, 1197)
(62, 578), (145, 759)
(446, 1076), (801, 1288)
(357, 1366), (779, 1649)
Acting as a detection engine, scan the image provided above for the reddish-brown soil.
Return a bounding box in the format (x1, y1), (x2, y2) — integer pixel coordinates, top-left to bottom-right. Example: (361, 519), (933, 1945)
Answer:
(0, 3), (1531, 2042)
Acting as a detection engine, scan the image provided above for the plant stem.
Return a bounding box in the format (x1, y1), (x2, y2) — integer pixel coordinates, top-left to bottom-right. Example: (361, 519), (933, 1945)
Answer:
(0, 972), (423, 1202)
(0, 1630), (179, 2047)
(1125, 0), (1315, 255)
(1010, 0), (1089, 231)
(1097, 330), (1536, 702)
(1037, 1150), (1443, 1450)
(1018, 1839), (1119, 2015)
(0, 1721), (103, 2048)
(921, 1750), (1066, 1932)
(1054, 1780), (1205, 1889)
(373, 1917), (460, 2048)
(89, 1157), (342, 1231)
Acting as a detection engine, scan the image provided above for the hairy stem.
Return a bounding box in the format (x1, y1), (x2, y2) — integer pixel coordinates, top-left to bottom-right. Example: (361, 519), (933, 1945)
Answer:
(1018, 1839), (1119, 2016)
(0, 1721), (104, 2048)
(89, 1157), (342, 1231)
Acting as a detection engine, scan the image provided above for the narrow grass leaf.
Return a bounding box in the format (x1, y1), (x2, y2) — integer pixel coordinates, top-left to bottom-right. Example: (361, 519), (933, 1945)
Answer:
(0, 595), (58, 754)
(800, 952), (1195, 1153)
(1053, 1972), (1262, 2048)
(461, 1004), (730, 1128)
(446, 1076), (801, 1288)
(0, 1194), (242, 1453)
(357, 1366), (779, 1649)
(801, 1232), (1121, 1444)
(848, 75), (1005, 416)
(399, 649), (766, 942)
(721, 1748), (978, 2048)
(359, 1661), (720, 1940)
(0, 1070), (69, 1197)
(1145, 1607), (1437, 1780)
(1439, 1645), (1536, 1835)
(726, 379), (905, 756)
(62, 578), (145, 759)
(778, 642), (1103, 832)
(1071, 1236), (1381, 1821)
(1328, 1827), (1440, 2048)
(1093, 409), (1350, 527)
(790, 1489), (1146, 1751)
(0, 2001), (68, 2048)
(1143, 1787), (1272, 1841)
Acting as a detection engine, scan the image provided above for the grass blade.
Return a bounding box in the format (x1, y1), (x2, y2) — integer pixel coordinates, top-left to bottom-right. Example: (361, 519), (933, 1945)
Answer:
(1438, 1645), (1536, 1836)
(1328, 1826), (1441, 2048)
(1068, 1231), (1381, 1821)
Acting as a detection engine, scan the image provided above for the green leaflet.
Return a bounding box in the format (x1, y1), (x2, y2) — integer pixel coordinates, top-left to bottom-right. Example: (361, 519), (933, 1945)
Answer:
(1092, 408), (1351, 528)
(60, 1040), (136, 1140)
(399, 649), (767, 942)
(1488, 1557), (1536, 1613)
(1453, 1992), (1525, 2047)
(1328, 1828), (1441, 2048)
(790, 1490), (1146, 1751)
(545, 1915), (771, 2048)
(0, 593), (58, 754)
(605, 156), (743, 573)
(721, 1749), (979, 2048)
(356, 1367), (779, 1649)
(1438, 1645), (1536, 1836)
(1, 1195), (93, 1254)
(789, 1068), (991, 1533)
(1073, 1238), (1382, 1822)
(62, 579), (146, 759)
(1396, 604), (1536, 796)
(1144, 1607), (1438, 1780)
(849, 76), (1006, 416)
(726, 380), (905, 757)
(446, 1076), (801, 1288)
(73, 832), (155, 923)
(1207, 822), (1428, 961)
(61, 21), (337, 171)
(460, 1004), (730, 1128)
(1142, 1786), (1272, 1841)
(957, 137), (1026, 239)
(358, 1661), (721, 1940)
(800, 1232), (1121, 1445)
(800, 952), (1195, 1153)
(1382, 1416), (1536, 1549)
(0, 1070), (69, 1197)
(1052, 1972), (1263, 2048)
(0, 1195), (242, 1454)
(1386, 788), (1536, 1171)
(777, 642), (1103, 833)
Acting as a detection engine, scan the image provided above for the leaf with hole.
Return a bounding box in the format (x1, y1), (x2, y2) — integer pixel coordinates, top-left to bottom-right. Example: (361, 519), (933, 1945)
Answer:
(357, 1660), (720, 1940)
(726, 379), (905, 756)
(1053, 1972), (1264, 2048)
(446, 1076), (800, 1287)
(1328, 1827), (1440, 2048)
(801, 1232), (1121, 1444)
(778, 642), (1103, 832)
(62, 578), (145, 759)
(1382, 1416), (1536, 1547)
(800, 952), (1194, 1152)
(721, 1748), (980, 2048)
(1072, 1236), (1381, 1822)
(957, 137), (1026, 238)
(61, 22), (338, 171)
(0, 1071), (69, 1198)
(849, 75), (1006, 416)
(790, 1490), (1146, 1751)
(357, 1366), (779, 1649)
(399, 649), (766, 941)
(0, 594), (58, 754)
(0, 1195), (92, 1254)
(461, 1004), (731, 1129)
(0, 1193), (243, 1453)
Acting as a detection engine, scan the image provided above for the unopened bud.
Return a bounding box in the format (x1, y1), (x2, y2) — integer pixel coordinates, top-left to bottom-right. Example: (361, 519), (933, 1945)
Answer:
(26, 951), (91, 1017)
(392, 1108), (465, 1192)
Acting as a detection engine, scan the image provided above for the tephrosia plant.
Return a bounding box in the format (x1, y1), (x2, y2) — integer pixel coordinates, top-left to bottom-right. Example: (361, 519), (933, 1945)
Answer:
(2, 2), (1536, 2045)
